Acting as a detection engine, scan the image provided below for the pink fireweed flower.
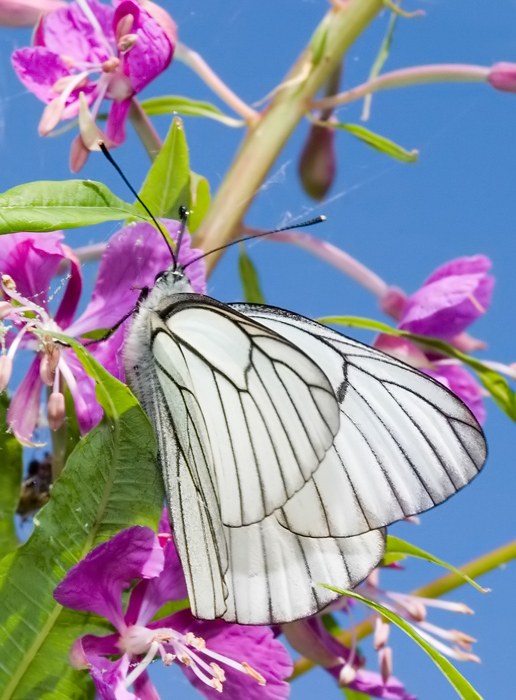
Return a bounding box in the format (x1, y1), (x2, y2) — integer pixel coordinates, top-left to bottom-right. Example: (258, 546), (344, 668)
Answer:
(361, 569), (480, 667)
(283, 617), (415, 700)
(11, 0), (175, 145)
(54, 518), (293, 699)
(376, 255), (494, 424)
(0, 221), (205, 444)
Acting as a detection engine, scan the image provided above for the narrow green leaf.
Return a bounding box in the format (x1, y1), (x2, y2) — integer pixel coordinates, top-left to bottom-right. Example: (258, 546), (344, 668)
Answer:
(0, 395), (22, 558)
(141, 96), (245, 127)
(360, 3), (398, 119)
(0, 180), (145, 233)
(387, 536), (488, 592)
(319, 315), (516, 421)
(321, 586), (482, 700)
(238, 244), (266, 303)
(0, 348), (163, 698)
(137, 117), (190, 223)
(189, 171), (211, 233)
(324, 122), (418, 162)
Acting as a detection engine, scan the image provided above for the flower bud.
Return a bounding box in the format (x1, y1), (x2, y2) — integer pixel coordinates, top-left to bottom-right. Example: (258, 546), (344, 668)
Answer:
(299, 124), (336, 201)
(379, 646), (393, 684)
(373, 616), (390, 650)
(0, 355), (12, 391)
(47, 391), (65, 430)
(487, 62), (516, 93)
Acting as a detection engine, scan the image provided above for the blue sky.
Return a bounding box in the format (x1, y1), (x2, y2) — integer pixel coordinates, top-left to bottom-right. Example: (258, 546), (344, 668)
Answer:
(1, 1), (515, 698)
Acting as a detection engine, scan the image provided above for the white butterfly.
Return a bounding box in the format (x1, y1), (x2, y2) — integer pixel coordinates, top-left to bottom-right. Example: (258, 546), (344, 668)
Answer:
(124, 262), (486, 625)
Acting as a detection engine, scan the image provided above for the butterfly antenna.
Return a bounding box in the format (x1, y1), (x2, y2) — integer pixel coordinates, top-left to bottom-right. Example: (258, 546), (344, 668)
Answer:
(183, 215), (326, 270)
(99, 142), (177, 265)
(174, 206), (189, 271)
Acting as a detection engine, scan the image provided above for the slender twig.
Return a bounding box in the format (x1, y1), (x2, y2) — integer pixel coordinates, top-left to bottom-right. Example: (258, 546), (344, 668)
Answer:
(313, 63), (490, 111)
(175, 42), (258, 122)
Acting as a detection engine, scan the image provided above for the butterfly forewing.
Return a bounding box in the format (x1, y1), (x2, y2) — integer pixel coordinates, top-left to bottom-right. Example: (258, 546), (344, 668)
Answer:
(154, 295), (340, 527)
(233, 304), (486, 539)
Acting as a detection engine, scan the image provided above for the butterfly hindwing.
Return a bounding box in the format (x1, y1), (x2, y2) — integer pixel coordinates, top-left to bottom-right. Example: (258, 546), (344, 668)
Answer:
(232, 304), (486, 538)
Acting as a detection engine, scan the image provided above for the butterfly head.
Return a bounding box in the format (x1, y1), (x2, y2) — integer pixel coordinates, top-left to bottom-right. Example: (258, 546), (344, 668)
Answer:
(154, 264), (193, 295)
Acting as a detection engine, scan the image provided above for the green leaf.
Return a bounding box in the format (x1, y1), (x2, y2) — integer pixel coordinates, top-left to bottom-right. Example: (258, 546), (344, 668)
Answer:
(141, 96), (245, 127)
(189, 171), (211, 233)
(0, 395), (22, 558)
(387, 536), (488, 592)
(137, 117), (190, 223)
(0, 180), (145, 233)
(325, 122), (418, 163)
(318, 315), (516, 421)
(238, 244), (266, 303)
(342, 689), (371, 700)
(0, 347), (163, 699)
(321, 586), (482, 700)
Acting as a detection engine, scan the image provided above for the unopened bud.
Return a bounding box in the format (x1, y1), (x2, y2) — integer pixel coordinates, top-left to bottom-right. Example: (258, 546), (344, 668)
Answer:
(379, 646), (393, 684)
(0, 355), (12, 391)
(299, 123), (336, 200)
(47, 391), (65, 430)
(374, 617), (390, 650)
(487, 62), (516, 93)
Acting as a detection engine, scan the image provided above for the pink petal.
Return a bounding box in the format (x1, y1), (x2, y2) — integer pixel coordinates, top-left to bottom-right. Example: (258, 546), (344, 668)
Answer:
(0, 231), (68, 305)
(8, 357), (43, 444)
(54, 526), (164, 629)
(37, 0), (114, 62)
(424, 364), (486, 425)
(89, 654), (137, 700)
(60, 348), (104, 435)
(399, 273), (494, 339)
(67, 220), (205, 339)
(423, 255), (492, 285)
(113, 0), (173, 93)
(125, 527), (187, 626)
(54, 244), (82, 328)
(106, 97), (131, 145)
(11, 47), (69, 103)
(164, 612), (293, 700)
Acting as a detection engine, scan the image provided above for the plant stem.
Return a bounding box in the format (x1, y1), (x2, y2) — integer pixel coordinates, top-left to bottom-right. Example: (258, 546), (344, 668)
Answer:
(195, 0), (385, 271)
(175, 42), (258, 122)
(290, 539), (516, 679)
(313, 63), (490, 111)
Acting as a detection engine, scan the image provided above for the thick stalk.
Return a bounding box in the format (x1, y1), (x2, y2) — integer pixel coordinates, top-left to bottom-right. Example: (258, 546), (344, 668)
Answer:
(195, 0), (384, 271)
(290, 540), (516, 679)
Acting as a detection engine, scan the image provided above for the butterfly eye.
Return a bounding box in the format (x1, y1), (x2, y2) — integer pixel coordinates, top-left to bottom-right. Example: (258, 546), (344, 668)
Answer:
(154, 270), (166, 284)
